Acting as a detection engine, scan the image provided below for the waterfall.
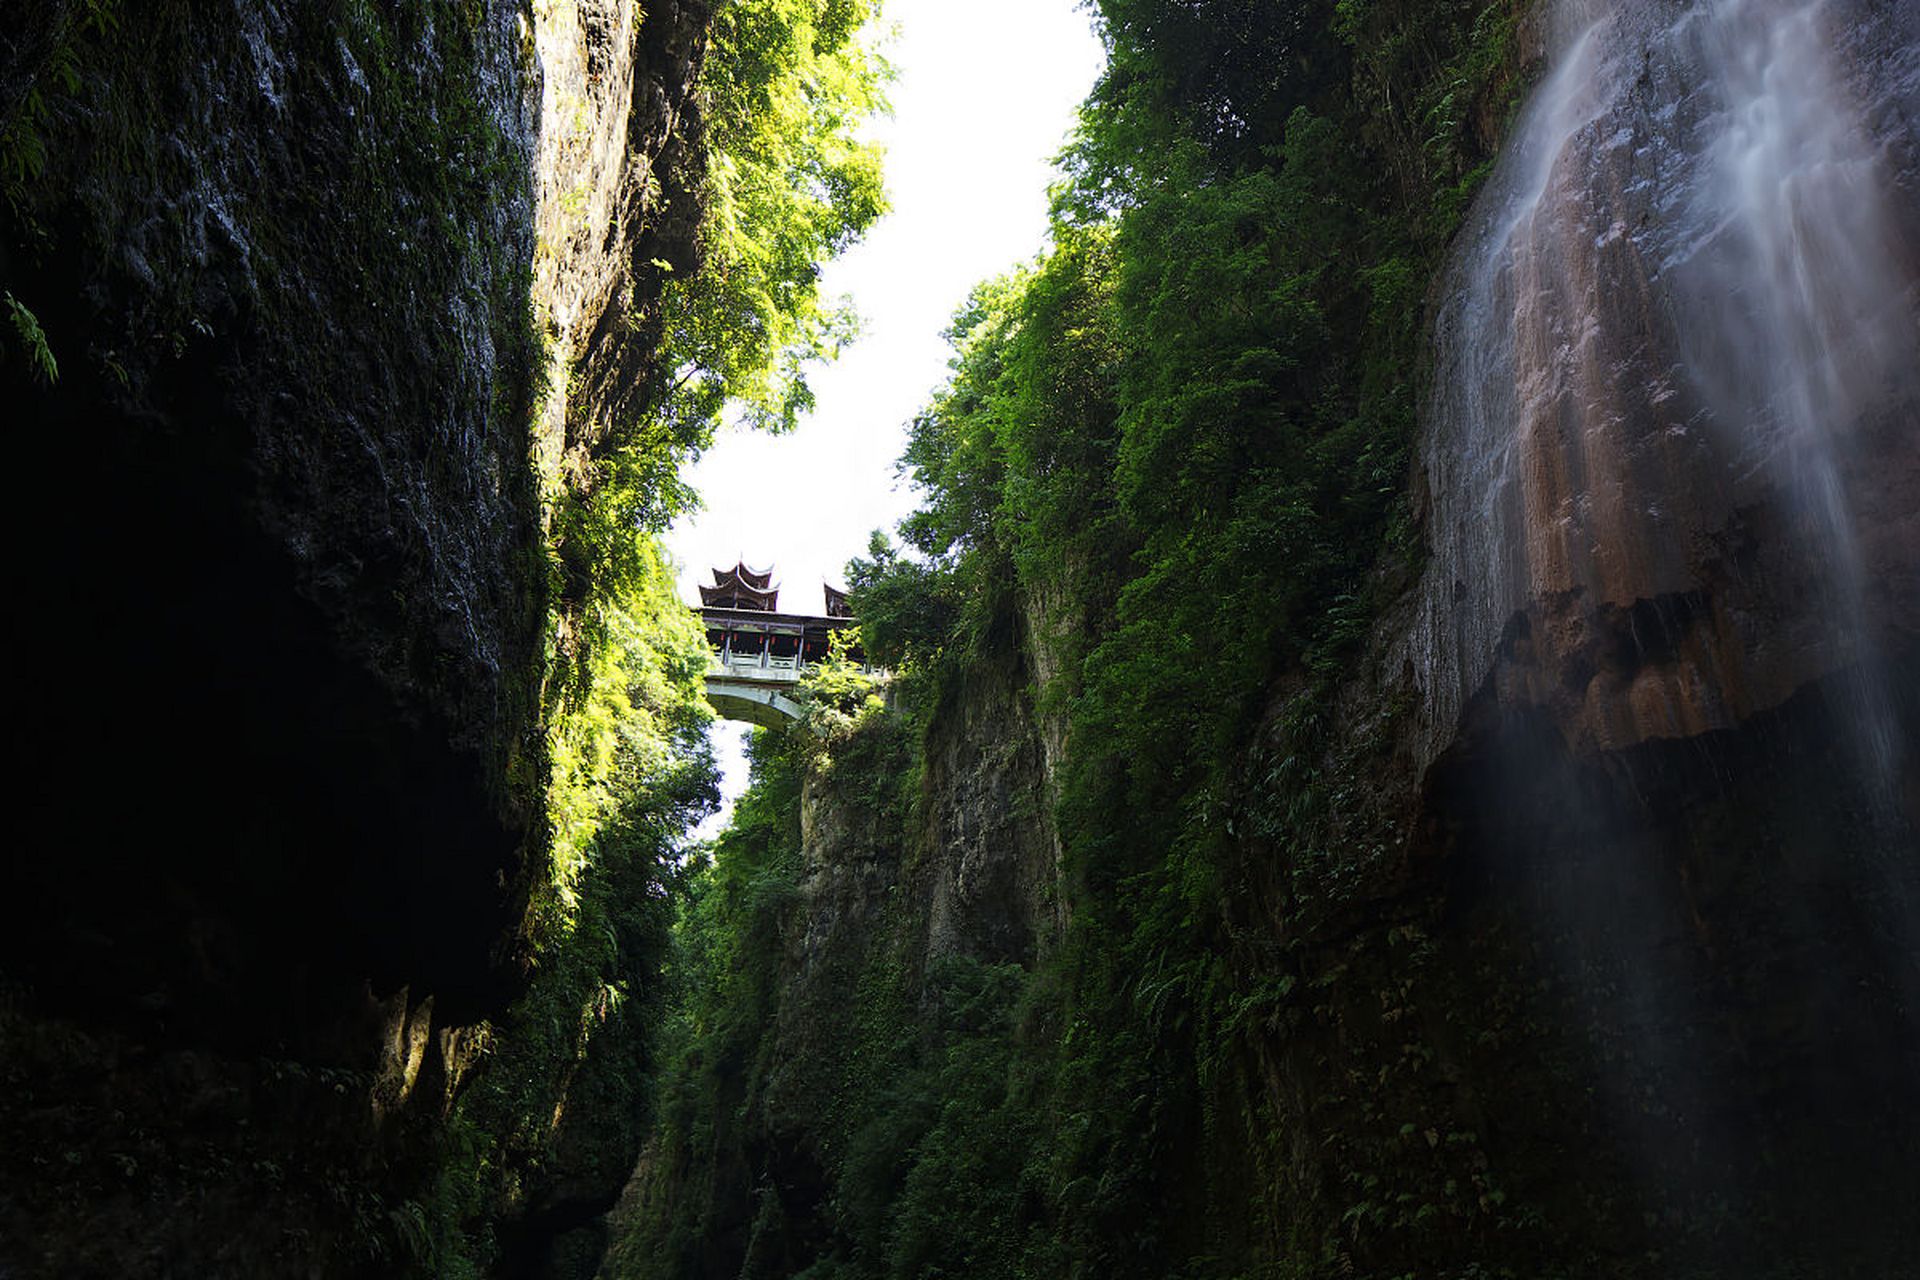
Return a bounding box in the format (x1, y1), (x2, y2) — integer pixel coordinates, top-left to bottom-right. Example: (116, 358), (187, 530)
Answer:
(1677, 0), (1917, 788)
(1414, 0), (1920, 1228)
(1418, 0), (1920, 769)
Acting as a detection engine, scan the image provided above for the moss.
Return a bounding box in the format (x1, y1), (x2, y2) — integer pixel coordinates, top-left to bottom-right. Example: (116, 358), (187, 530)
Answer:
(1, 3), (557, 1273)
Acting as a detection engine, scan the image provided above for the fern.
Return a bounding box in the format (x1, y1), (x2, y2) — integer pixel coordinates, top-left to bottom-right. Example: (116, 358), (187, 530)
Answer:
(5, 293), (58, 386)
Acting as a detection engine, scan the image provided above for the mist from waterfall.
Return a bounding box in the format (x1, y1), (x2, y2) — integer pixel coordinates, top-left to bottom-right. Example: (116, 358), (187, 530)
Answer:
(1674, 0), (1916, 791)
(1428, 0), (1917, 755)
(1421, 0), (1920, 1234)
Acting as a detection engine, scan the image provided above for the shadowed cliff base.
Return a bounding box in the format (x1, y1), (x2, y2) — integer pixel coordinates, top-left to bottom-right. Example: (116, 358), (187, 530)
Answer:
(0, 0), (888, 1270)
(1416, 649), (1920, 1274)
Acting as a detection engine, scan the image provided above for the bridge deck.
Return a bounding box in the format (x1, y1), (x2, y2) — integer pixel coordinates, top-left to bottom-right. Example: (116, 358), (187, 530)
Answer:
(709, 649), (808, 685)
(697, 596), (869, 727)
(702, 652), (880, 730)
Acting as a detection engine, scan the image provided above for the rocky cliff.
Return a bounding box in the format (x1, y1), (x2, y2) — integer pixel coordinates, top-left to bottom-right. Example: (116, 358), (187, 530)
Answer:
(0, 2), (713, 1274)
(609, 2), (1919, 1276)
(606, 637), (1062, 1280)
(1339, 0), (1920, 1266)
(1407, 0), (1920, 765)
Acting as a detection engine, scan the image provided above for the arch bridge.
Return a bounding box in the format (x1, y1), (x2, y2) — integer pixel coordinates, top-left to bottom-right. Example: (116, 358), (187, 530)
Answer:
(696, 561), (865, 729)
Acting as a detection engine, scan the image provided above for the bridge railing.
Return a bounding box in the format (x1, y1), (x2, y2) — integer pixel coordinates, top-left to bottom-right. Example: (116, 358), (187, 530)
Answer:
(708, 648), (876, 684)
(710, 648), (807, 682)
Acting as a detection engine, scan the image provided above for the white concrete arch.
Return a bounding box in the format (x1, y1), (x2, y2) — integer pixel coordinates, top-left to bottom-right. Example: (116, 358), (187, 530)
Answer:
(705, 677), (808, 730)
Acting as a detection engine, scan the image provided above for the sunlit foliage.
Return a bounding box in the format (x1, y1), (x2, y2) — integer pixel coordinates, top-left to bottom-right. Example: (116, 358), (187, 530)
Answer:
(441, 1), (891, 1271)
(624, 0), (1534, 1275)
(656, 0), (890, 439)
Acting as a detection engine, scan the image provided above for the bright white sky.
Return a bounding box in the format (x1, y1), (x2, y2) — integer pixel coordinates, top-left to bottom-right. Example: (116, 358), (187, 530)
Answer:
(668, 0), (1106, 834)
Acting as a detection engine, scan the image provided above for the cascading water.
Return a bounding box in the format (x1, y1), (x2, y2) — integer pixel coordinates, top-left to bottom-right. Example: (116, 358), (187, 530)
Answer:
(1413, 0), (1920, 1256)
(1416, 0), (1920, 764)
(1676, 0), (1917, 790)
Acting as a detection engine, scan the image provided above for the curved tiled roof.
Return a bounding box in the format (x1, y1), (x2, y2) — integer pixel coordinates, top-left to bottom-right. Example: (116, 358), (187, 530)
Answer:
(710, 560), (774, 591)
(703, 560), (780, 611)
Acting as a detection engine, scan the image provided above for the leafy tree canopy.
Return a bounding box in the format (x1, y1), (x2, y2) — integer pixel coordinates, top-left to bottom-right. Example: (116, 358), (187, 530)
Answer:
(659, 0), (891, 441)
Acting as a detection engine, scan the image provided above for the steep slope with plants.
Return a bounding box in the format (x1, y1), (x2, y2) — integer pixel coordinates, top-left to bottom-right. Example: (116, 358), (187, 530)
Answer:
(0, 1), (881, 1276)
(612, 1), (1531, 1274)
(610, 1), (1920, 1277)
(607, 644), (1060, 1280)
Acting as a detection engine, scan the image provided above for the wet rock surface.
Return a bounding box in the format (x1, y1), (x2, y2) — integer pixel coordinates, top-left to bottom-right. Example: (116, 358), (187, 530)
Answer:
(1408, 0), (1920, 765)
(0, 2), (710, 1273)
(1342, 1), (1920, 1268)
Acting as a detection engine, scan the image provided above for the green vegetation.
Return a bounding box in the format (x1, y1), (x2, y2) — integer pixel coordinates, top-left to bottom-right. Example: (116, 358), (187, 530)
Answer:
(615, 2), (1538, 1277)
(0, 0), (885, 1272)
(665, 0), (890, 435)
(432, 0), (890, 1271)
(4, 291), (56, 384)
(606, 705), (926, 1280)
(848, 5), (1535, 1266)
(552, 0), (889, 568)
(0, 1), (117, 385)
(426, 539), (716, 1275)
(0, 3), (118, 204)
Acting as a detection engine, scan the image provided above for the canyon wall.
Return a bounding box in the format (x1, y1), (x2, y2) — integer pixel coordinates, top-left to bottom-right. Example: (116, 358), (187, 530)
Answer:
(607, 636), (1063, 1280)
(1274, 0), (1920, 1268)
(612, 3), (1919, 1276)
(0, 2), (711, 1274)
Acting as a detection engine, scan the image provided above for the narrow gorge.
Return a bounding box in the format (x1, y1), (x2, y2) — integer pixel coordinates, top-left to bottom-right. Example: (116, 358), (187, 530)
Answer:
(2, 1), (1914, 1278)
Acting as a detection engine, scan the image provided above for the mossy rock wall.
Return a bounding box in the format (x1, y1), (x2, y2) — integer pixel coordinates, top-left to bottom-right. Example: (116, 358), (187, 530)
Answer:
(0, 2), (711, 1274)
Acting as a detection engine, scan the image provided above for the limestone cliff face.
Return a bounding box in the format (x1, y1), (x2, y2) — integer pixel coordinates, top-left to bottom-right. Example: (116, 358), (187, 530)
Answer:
(1247, 2), (1920, 1266)
(782, 644), (1059, 1091)
(4, 0), (546, 1014)
(776, 615), (1062, 1003)
(531, 0), (711, 479)
(1405, 0), (1920, 765)
(0, 3), (710, 1274)
(610, 636), (1062, 1280)
(913, 654), (1064, 966)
